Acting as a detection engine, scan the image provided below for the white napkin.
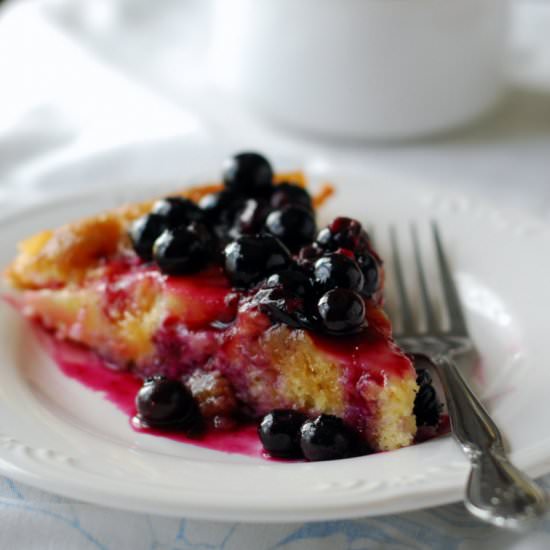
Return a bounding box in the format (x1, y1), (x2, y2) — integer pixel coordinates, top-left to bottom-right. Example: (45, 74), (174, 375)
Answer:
(0, 0), (220, 211)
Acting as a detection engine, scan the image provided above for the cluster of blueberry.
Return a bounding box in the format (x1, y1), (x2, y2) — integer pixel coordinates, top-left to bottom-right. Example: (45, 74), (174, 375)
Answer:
(129, 152), (315, 275)
(259, 409), (366, 461)
(129, 151), (379, 337)
(248, 216), (379, 336)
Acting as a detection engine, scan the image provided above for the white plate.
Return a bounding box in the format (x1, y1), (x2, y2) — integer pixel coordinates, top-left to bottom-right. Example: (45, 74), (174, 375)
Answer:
(1, 170), (550, 522)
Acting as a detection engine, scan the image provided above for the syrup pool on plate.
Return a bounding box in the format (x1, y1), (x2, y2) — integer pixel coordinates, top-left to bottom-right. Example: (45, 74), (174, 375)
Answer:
(37, 328), (264, 458)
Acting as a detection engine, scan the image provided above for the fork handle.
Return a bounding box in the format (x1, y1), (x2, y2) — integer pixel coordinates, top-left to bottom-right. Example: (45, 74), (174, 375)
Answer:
(431, 355), (547, 527)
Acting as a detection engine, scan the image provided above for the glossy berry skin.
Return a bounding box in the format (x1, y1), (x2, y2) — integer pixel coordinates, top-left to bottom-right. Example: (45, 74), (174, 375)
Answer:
(255, 286), (309, 330)
(258, 410), (307, 458)
(255, 268), (315, 330)
(230, 198), (269, 238)
(152, 196), (204, 227)
(414, 369), (441, 427)
(300, 415), (358, 461)
(223, 234), (291, 289)
(135, 375), (199, 430)
(316, 217), (370, 254)
(153, 222), (213, 275)
(317, 288), (366, 335)
(129, 213), (167, 261)
(265, 269), (313, 300)
(416, 367), (432, 388)
(270, 182), (313, 211)
(356, 252), (379, 296)
(199, 190), (242, 227)
(222, 152), (273, 195)
(313, 253), (365, 293)
(264, 205), (317, 252)
(298, 242), (324, 266)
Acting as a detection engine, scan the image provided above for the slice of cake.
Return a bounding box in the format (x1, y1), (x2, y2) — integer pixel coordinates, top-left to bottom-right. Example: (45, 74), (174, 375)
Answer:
(5, 152), (423, 460)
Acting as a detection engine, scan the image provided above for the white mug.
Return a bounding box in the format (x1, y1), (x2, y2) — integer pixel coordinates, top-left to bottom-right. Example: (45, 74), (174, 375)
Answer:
(209, 0), (509, 139)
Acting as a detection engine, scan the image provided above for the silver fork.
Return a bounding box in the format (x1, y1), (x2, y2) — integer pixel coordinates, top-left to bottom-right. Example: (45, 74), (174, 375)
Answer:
(387, 222), (547, 528)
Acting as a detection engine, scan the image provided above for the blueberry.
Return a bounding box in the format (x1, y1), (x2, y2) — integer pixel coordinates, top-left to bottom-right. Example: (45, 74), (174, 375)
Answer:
(313, 253), (365, 293)
(356, 252), (379, 296)
(265, 268), (313, 300)
(222, 152), (273, 195)
(153, 222), (213, 275)
(258, 409), (307, 458)
(416, 368), (433, 387)
(135, 375), (200, 430)
(255, 287), (306, 329)
(199, 190), (242, 226)
(264, 205), (317, 252)
(317, 288), (366, 335)
(129, 213), (167, 261)
(298, 242), (324, 265)
(316, 217), (370, 253)
(152, 196), (204, 227)
(258, 268), (316, 329)
(414, 369), (441, 427)
(270, 182), (313, 211)
(300, 415), (358, 461)
(230, 198), (270, 238)
(223, 234), (291, 289)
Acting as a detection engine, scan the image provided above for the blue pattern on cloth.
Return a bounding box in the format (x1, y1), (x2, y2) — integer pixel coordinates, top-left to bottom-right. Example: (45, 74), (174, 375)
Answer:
(1, 475), (550, 550)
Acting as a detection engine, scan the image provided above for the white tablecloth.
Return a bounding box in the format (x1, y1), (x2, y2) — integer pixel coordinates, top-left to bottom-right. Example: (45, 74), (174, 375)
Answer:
(2, 1), (550, 548)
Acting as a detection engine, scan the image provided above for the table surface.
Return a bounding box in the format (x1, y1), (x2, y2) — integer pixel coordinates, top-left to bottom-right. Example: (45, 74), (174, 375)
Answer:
(1, 1), (550, 548)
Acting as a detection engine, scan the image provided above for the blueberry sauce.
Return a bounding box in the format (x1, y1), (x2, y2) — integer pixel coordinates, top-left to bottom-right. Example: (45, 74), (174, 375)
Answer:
(12, 292), (448, 463)
(41, 324), (447, 456)
(38, 330), (264, 457)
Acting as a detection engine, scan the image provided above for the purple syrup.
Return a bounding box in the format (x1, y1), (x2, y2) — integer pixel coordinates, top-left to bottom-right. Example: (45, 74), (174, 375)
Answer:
(131, 416), (261, 455)
(38, 330), (264, 458)
(37, 329), (449, 459)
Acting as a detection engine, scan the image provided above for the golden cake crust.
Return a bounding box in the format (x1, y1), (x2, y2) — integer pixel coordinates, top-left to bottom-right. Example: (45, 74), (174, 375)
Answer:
(6, 175), (333, 290)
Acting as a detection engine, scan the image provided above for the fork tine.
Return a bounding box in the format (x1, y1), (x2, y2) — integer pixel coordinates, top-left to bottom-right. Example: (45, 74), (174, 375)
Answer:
(389, 226), (415, 334)
(432, 222), (468, 335)
(411, 224), (439, 332)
